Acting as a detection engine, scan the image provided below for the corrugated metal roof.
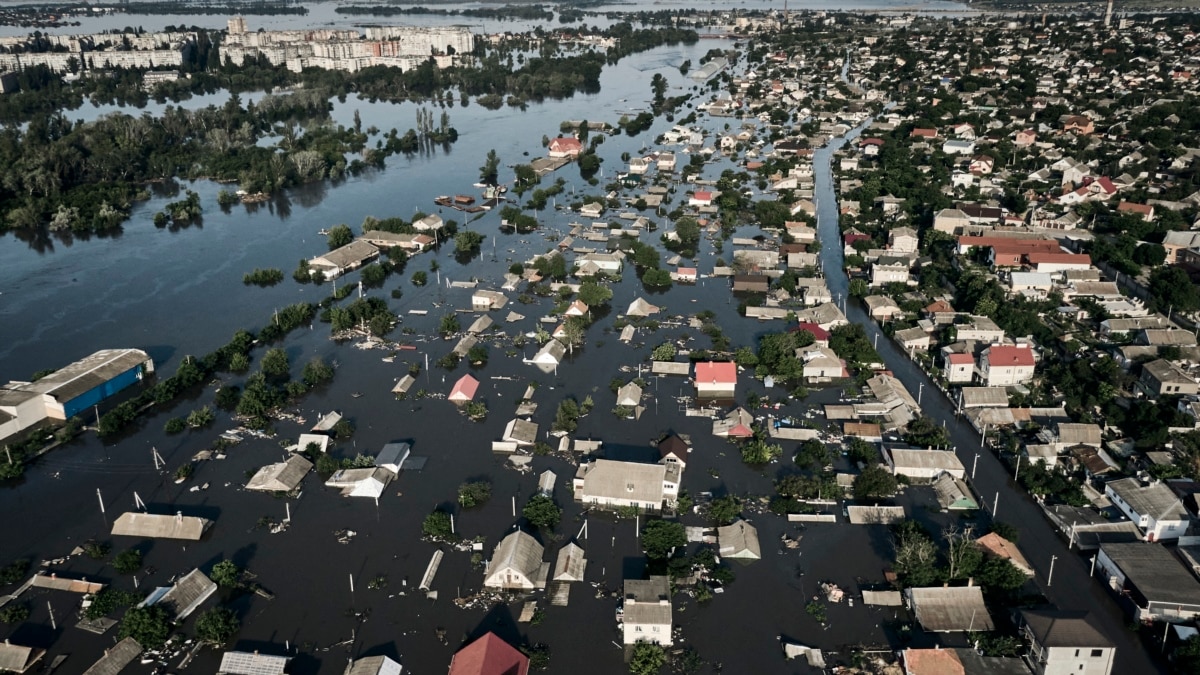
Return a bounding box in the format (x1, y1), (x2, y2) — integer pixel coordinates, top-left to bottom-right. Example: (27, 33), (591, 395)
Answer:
(906, 586), (994, 632)
(82, 638), (141, 675)
(24, 349), (150, 404)
(111, 512), (211, 541)
(218, 651), (291, 675)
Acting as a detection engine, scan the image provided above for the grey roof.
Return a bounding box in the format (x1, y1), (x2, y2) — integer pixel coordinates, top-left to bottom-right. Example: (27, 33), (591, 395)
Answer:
(503, 418), (539, 444)
(1020, 610), (1111, 649)
(345, 656), (401, 675)
(0, 643), (42, 673)
(932, 474), (977, 509)
(960, 387), (1009, 408)
(889, 449), (965, 473)
(1057, 423), (1102, 446)
(575, 460), (670, 506)
(952, 648), (1032, 675)
(312, 240), (379, 270)
(553, 542), (587, 581)
(82, 637), (141, 675)
(156, 568), (217, 621)
(717, 519), (762, 559)
(245, 454), (312, 492)
(1106, 477), (1188, 521)
(111, 512), (211, 540)
(376, 442), (410, 471)
(625, 575), (670, 603)
(485, 530), (545, 587)
(906, 586), (994, 632)
(1100, 542), (1200, 606)
(616, 382), (642, 406)
(21, 349), (151, 404)
(218, 651), (291, 675)
(1142, 359), (1194, 384)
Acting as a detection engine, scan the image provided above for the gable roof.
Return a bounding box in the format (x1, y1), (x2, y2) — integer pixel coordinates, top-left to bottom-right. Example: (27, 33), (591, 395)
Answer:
(1020, 610), (1111, 649)
(985, 346), (1035, 368)
(695, 361), (737, 385)
(82, 637), (141, 675)
(1106, 477), (1188, 520)
(448, 632), (530, 675)
(658, 434), (690, 462)
(903, 648), (964, 675)
(449, 374), (480, 401)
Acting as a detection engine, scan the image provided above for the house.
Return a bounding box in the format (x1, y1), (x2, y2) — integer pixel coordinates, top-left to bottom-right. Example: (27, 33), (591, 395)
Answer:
(712, 407), (754, 437)
(1104, 477), (1190, 541)
(949, 315), (1004, 339)
(889, 227), (918, 253)
(976, 533), (1034, 576)
(674, 267), (698, 283)
(626, 297), (660, 317)
(530, 339), (567, 368)
(864, 295), (904, 321)
(910, 128), (938, 139)
(484, 530), (548, 591)
(1010, 272), (1054, 297)
(81, 638), (141, 675)
(717, 520), (761, 560)
(218, 652), (290, 675)
(871, 258), (910, 286)
(623, 576), (673, 646)
(111, 512), (211, 541)
(932, 473), (977, 510)
(375, 442), (411, 475)
(942, 139), (976, 155)
(896, 327), (931, 353)
(1063, 115), (1094, 135)
(0, 642), (44, 674)
(413, 214), (445, 233)
(1116, 201), (1155, 222)
(689, 190), (713, 207)
(573, 459), (680, 512)
(448, 374), (480, 403)
(1095, 542), (1200, 621)
(657, 434), (689, 468)
(1018, 610), (1114, 675)
(245, 454), (313, 492)
(1015, 129), (1037, 147)
(694, 361), (737, 397)
(325, 467), (392, 499)
(628, 157), (651, 174)
(553, 542), (587, 582)
(933, 208), (971, 234)
(547, 136), (583, 158)
(347, 656), (403, 675)
(564, 299), (589, 317)
(616, 382), (642, 407)
(944, 353), (975, 383)
(139, 568), (217, 623)
(905, 586), (994, 632)
(308, 240), (379, 280)
(502, 419), (539, 446)
(969, 155), (995, 175)
(978, 345), (1036, 387)
(447, 632), (529, 675)
(360, 230), (434, 252)
(578, 252), (623, 275)
(799, 346), (848, 381)
(472, 290), (508, 310)
(1162, 231), (1200, 264)
(657, 153), (677, 171)
(793, 322), (830, 347)
(732, 274), (770, 293)
(1055, 423), (1101, 451)
(1026, 252), (1093, 274)
(1139, 359), (1199, 398)
(885, 448), (966, 481)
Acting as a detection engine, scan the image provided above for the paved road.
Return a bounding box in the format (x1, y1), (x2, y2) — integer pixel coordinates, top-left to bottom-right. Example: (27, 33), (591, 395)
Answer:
(809, 122), (1164, 673)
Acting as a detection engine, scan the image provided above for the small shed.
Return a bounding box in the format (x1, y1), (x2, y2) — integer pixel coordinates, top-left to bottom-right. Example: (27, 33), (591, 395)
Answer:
(553, 542), (587, 582)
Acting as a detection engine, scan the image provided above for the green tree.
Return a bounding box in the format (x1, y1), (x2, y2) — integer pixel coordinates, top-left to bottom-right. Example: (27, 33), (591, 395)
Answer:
(194, 606), (239, 646)
(740, 438), (782, 465)
(113, 549), (142, 574)
(0, 603), (28, 624)
(892, 520), (940, 588)
(553, 398), (581, 432)
(411, 270), (428, 286)
(455, 230), (485, 253)
(302, 357), (335, 387)
(1174, 635), (1200, 673)
(210, 560), (241, 588)
(327, 224), (353, 250)
(1148, 265), (1200, 313)
(186, 405), (214, 428)
(794, 439), (831, 470)
(578, 280), (612, 307)
(707, 495), (741, 525)
(849, 278), (869, 297)
(480, 149), (500, 185)
(651, 343), (677, 361)
(853, 464), (898, 501)
(260, 348), (290, 379)
(904, 415), (950, 448)
(422, 509), (454, 539)
(118, 605), (171, 649)
(439, 313), (460, 336)
(977, 557), (1028, 593)
(523, 494), (562, 530)
(641, 520), (686, 559)
(629, 642), (666, 675)
(457, 481), (492, 508)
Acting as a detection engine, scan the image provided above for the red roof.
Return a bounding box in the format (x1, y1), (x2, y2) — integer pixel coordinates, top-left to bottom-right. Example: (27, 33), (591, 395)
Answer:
(903, 648), (964, 675)
(693, 190), (713, 201)
(448, 374), (480, 402)
(843, 233), (871, 246)
(548, 136), (582, 152)
(985, 346), (1035, 367)
(1025, 252), (1091, 265)
(860, 137), (884, 146)
(792, 322), (831, 341)
(1117, 201), (1153, 215)
(695, 361), (737, 385)
(676, 267), (698, 276)
(947, 353), (974, 365)
(728, 424), (754, 438)
(448, 632), (529, 675)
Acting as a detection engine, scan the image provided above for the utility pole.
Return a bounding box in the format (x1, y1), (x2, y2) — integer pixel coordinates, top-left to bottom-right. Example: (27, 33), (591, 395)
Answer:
(97, 489), (105, 514)
(1047, 555), (1058, 587)
(992, 491), (999, 517)
(972, 453), (980, 480)
(1014, 455), (1022, 481)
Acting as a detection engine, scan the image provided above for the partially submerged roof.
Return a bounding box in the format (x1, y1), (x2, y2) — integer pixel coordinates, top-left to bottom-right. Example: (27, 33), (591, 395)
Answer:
(553, 542), (587, 582)
(447, 632), (529, 675)
(112, 512), (212, 541)
(246, 454), (312, 492)
(906, 586), (994, 632)
(218, 651), (291, 675)
(485, 530), (545, 584)
(0, 642), (43, 674)
(717, 519), (761, 559)
(449, 374), (480, 401)
(346, 655), (402, 675)
(153, 568), (217, 621)
(82, 637), (141, 675)
(975, 532), (1034, 576)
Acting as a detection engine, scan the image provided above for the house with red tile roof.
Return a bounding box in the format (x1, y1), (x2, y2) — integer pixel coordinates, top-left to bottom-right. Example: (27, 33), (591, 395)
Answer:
(447, 632), (529, 675)
(547, 136), (583, 158)
(694, 361), (737, 397)
(448, 374), (480, 402)
(978, 345), (1036, 386)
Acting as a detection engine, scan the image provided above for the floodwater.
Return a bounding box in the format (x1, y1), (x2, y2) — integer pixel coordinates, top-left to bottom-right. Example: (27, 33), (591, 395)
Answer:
(0, 40), (910, 675)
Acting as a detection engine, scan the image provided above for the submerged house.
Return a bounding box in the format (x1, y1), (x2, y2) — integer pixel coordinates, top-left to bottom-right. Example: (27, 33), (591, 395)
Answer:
(245, 454), (312, 492)
(574, 459), (680, 512)
(140, 568), (217, 622)
(483, 530), (549, 591)
(324, 467), (393, 499)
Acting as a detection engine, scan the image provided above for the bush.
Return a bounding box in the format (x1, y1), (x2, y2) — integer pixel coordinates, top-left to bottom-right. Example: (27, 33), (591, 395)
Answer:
(210, 560), (241, 587)
(422, 509), (455, 539)
(522, 494), (562, 530)
(0, 603), (28, 624)
(164, 417), (186, 434)
(118, 605), (171, 649)
(195, 606), (240, 646)
(458, 481), (492, 508)
(84, 588), (142, 619)
(113, 549), (142, 574)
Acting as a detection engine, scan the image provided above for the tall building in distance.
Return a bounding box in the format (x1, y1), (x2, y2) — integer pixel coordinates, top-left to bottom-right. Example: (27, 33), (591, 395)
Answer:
(1104, 0), (1114, 28)
(228, 15), (247, 35)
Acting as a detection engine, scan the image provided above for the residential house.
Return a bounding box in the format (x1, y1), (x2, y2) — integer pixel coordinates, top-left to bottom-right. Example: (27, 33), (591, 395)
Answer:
(689, 190), (714, 207)
(944, 352), (975, 383)
(905, 586), (994, 632)
(969, 155), (995, 175)
(1055, 423), (1102, 451)
(553, 542), (587, 582)
(245, 454), (313, 492)
(1063, 115), (1094, 135)
(1018, 610), (1114, 675)
(732, 274), (770, 293)
(448, 374), (480, 403)
(895, 327), (931, 352)
(955, 315), (1005, 342)
(976, 533), (1035, 576)
(864, 295), (904, 321)
(308, 240), (379, 280)
(674, 267), (698, 283)
(1105, 477), (1190, 541)
(483, 530), (548, 591)
(942, 139), (976, 155)
(616, 382), (642, 407)
(1095, 542), (1200, 621)
(573, 459), (681, 512)
(218, 652), (290, 675)
(712, 407), (754, 437)
(694, 362), (737, 397)
(889, 227), (919, 253)
(413, 214), (445, 233)
(657, 153), (677, 171)
(794, 322), (830, 347)
(933, 208), (971, 234)
(1139, 359), (1199, 398)
(628, 157), (651, 174)
(1116, 201), (1155, 222)
(1015, 129), (1037, 147)
(871, 258), (911, 286)
(360, 230), (434, 252)
(471, 290), (508, 310)
(799, 345), (848, 381)
(547, 136), (583, 158)
(1162, 231), (1200, 264)
(375, 442), (410, 475)
(1010, 272), (1054, 297)
(978, 345), (1036, 386)
(884, 448), (966, 481)
(623, 576), (673, 646)
(717, 520), (762, 560)
(347, 656), (403, 675)
(447, 632), (529, 675)
(657, 435), (689, 469)
(530, 339), (567, 368)
(325, 467), (393, 499)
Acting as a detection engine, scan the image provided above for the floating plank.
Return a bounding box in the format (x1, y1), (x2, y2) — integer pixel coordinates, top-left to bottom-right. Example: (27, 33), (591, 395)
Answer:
(418, 550), (444, 592)
(518, 601), (538, 622)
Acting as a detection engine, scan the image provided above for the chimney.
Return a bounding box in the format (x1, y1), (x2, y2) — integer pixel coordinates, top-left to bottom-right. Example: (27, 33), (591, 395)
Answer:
(968, 577), (975, 587)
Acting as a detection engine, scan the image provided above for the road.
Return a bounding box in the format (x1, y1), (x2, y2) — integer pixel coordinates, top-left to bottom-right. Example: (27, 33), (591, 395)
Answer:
(810, 119), (1164, 672)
